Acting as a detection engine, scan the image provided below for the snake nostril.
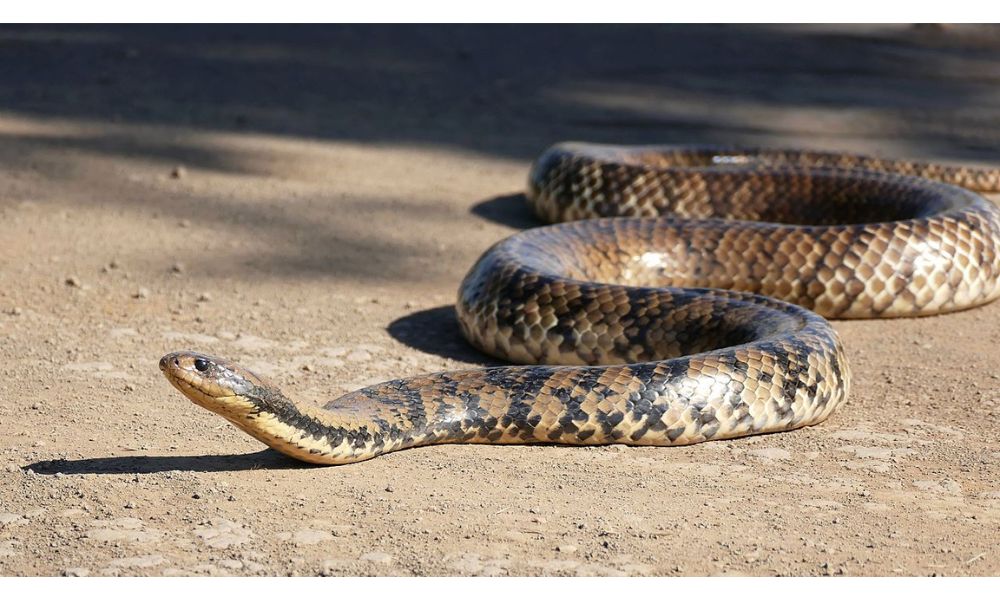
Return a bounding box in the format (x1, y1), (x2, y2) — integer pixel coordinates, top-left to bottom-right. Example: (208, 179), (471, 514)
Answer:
(173, 358), (180, 368)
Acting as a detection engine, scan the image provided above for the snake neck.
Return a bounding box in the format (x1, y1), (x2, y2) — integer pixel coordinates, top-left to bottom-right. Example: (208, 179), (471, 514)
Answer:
(206, 384), (404, 465)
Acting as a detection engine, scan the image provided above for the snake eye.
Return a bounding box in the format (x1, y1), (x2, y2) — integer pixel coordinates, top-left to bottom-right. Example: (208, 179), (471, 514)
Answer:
(193, 358), (210, 372)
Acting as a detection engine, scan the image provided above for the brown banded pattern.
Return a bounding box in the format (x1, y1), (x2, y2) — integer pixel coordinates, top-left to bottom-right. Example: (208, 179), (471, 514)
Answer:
(161, 143), (1000, 464)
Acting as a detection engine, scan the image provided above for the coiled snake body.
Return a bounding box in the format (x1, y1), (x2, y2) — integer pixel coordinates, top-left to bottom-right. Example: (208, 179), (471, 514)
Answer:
(161, 143), (1000, 464)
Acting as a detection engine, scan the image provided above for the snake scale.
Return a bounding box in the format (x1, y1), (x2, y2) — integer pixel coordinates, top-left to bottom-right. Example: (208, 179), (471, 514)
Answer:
(161, 143), (1000, 465)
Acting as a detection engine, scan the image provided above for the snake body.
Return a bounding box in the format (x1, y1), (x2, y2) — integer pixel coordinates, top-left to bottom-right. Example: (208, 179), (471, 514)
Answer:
(160, 143), (1000, 464)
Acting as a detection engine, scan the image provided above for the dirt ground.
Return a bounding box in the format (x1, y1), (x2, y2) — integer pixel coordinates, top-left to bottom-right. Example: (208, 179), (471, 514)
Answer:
(1, 25), (999, 576)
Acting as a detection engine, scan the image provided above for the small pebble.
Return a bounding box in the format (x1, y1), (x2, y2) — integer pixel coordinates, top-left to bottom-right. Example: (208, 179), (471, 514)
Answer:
(171, 166), (186, 179)
(9, 307), (22, 316)
(64, 568), (90, 577)
(358, 552), (393, 565)
(171, 262), (185, 274)
(0, 513), (25, 525)
(124, 383), (136, 392)
(346, 350), (372, 362)
(133, 288), (149, 299)
(384, 485), (394, 493)
(197, 292), (212, 302)
(179, 219), (191, 228)
(556, 544), (577, 554)
(65, 276), (81, 288)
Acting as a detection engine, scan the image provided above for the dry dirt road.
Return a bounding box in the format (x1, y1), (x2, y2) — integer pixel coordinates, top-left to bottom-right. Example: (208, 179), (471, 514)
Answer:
(1, 25), (999, 576)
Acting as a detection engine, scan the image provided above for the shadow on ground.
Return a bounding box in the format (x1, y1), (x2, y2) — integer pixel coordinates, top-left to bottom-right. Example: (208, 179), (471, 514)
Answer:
(25, 450), (307, 475)
(3, 24), (999, 164)
(470, 193), (541, 229)
(387, 305), (501, 365)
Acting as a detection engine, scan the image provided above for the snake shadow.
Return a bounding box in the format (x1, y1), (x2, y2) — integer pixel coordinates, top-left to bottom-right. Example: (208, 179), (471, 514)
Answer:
(387, 305), (502, 366)
(469, 193), (542, 229)
(24, 450), (310, 475)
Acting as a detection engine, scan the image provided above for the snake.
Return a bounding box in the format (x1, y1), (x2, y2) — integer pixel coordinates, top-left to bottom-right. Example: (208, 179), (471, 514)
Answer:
(160, 143), (1000, 465)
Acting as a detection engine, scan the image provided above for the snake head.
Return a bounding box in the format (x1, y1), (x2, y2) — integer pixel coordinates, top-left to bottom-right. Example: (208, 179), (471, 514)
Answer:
(160, 351), (343, 463)
(159, 351), (272, 415)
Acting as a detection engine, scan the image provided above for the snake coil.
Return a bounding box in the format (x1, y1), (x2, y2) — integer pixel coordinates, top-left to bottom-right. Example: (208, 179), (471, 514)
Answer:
(161, 143), (1000, 464)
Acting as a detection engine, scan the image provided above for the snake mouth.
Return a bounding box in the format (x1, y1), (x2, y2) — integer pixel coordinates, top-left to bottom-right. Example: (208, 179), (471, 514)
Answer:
(167, 375), (231, 408)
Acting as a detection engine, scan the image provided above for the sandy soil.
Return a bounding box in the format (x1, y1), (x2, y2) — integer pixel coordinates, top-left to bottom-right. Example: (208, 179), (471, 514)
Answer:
(1, 25), (999, 576)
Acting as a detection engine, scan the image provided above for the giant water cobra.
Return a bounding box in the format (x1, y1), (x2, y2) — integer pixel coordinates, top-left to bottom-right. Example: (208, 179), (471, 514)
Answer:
(161, 143), (1000, 465)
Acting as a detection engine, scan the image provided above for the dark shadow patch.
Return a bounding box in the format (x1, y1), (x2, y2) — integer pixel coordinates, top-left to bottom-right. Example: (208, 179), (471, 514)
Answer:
(0, 24), (995, 164)
(470, 193), (541, 229)
(24, 449), (310, 475)
(386, 304), (501, 365)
